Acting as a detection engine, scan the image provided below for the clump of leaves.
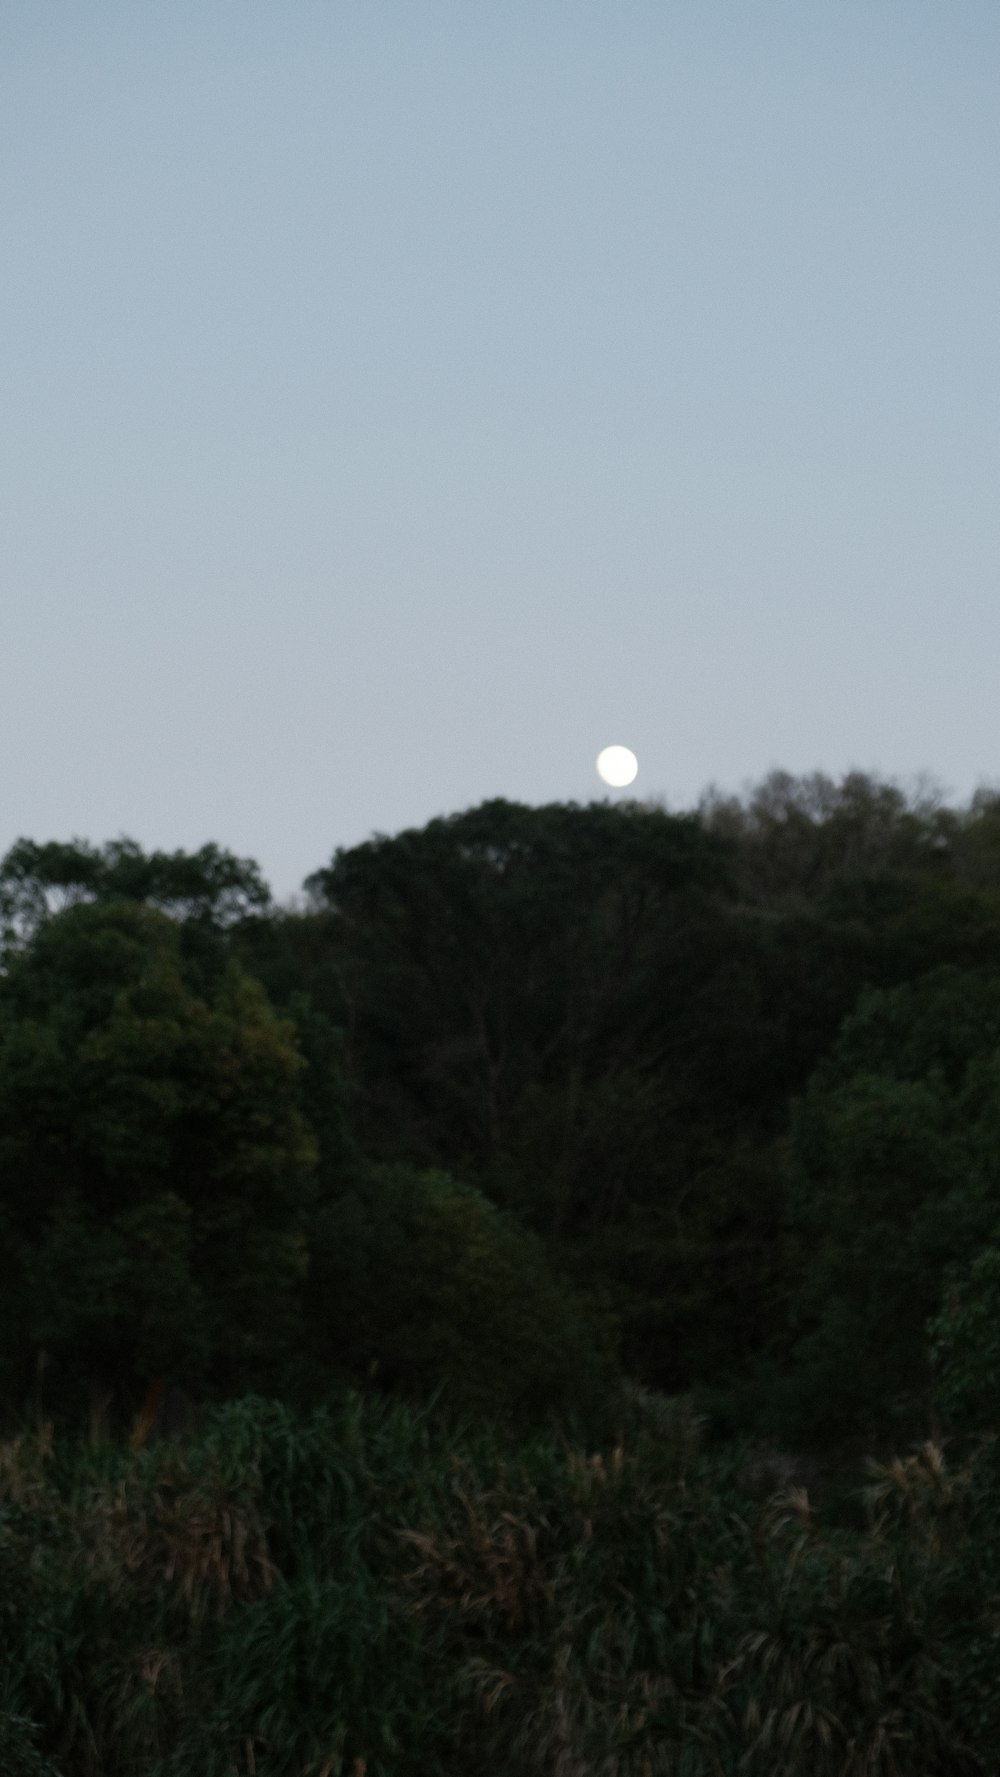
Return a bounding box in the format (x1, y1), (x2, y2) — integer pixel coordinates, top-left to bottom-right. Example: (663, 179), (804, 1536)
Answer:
(0, 1683), (61, 1777)
(80, 1450), (278, 1626)
(719, 1475), (980, 1775)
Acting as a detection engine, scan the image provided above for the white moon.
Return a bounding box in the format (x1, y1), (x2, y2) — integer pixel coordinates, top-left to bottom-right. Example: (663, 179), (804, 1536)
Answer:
(596, 745), (639, 787)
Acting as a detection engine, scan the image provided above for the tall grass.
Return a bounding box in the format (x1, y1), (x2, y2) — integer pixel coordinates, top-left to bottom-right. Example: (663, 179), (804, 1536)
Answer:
(0, 1393), (994, 1774)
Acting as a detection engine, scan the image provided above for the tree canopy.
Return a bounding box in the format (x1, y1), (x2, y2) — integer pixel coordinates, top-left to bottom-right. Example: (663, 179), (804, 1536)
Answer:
(0, 898), (314, 1410)
(4, 776), (1000, 1448)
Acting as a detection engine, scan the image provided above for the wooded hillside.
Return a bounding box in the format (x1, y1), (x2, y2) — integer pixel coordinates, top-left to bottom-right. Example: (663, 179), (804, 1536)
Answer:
(4, 772), (1000, 1770)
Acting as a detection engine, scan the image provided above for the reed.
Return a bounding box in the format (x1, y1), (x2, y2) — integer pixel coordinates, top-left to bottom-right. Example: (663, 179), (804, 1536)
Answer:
(0, 1396), (994, 1774)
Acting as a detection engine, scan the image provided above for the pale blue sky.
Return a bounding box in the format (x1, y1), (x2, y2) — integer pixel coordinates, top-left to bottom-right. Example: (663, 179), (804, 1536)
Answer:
(4, 2), (998, 896)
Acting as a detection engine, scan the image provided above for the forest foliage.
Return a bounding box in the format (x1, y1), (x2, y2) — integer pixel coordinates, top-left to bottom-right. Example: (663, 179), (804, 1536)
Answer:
(4, 770), (1000, 1769)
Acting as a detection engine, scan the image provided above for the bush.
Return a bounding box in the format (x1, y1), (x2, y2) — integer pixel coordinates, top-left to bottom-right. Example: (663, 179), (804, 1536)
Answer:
(305, 1164), (615, 1426)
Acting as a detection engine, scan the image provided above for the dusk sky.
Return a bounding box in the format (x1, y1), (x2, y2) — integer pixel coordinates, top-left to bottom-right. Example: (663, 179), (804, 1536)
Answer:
(4, 2), (998, 899)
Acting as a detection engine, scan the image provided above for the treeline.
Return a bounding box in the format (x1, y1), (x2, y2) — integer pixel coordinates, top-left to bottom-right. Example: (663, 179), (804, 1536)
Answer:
(5, 771), (1000, 1768)
(4, 770), (1000, 1445)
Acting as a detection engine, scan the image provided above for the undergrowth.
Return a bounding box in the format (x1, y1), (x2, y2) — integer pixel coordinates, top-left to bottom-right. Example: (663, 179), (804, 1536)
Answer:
(0, 1390), (995, 1774)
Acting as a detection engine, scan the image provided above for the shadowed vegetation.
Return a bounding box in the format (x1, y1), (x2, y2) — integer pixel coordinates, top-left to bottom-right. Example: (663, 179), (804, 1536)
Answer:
(4, 773), (1000, 1764)
(0, 1394), (994, 1774)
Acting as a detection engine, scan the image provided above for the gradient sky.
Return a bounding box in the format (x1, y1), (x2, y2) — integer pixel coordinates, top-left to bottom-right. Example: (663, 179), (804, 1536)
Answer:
(4, 1), (998, 898)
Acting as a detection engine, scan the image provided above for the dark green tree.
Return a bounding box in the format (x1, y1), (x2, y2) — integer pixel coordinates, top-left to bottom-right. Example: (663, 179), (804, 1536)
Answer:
(778, 967), (1000, 1444)
(0, 835), (270, 949)
(304, 1162), (615, 1424)
(930, 1243), (1000, 1436)
(0, 899), (316, 1418)
(302, 798), (727, 1221)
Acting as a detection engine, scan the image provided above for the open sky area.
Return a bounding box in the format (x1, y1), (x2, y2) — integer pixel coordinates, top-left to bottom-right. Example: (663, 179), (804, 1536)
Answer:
(4, 1), (998, 899)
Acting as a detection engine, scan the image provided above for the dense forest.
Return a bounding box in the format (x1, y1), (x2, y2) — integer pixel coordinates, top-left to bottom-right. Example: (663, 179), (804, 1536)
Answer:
(4, 770), (1000, 1773)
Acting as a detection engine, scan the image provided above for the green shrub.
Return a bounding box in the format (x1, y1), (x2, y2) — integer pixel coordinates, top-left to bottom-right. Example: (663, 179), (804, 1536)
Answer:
(305, 1165), (614, 1426)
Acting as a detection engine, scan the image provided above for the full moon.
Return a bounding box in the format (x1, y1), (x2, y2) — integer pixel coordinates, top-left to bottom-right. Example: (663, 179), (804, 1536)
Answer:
(596, 745), (639, 788)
